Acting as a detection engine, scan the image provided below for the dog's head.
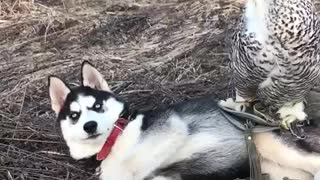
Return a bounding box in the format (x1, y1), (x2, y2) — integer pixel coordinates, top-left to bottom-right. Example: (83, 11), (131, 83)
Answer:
(48, 61), (126, 160)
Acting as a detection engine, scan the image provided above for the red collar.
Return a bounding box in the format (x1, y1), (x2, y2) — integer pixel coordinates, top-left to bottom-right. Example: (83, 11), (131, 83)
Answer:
(96, 118), (129, 161)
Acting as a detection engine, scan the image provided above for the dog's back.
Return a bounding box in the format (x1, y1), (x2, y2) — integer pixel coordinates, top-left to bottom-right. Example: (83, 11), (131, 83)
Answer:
(139, 97), (249, 179)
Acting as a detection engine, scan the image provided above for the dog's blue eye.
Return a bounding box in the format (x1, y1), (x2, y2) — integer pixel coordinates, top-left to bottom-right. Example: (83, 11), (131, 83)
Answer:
(70, 112), (80, 120)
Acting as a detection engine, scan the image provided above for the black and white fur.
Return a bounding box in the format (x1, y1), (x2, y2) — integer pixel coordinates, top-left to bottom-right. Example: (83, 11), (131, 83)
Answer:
(48, 61), (320, 180)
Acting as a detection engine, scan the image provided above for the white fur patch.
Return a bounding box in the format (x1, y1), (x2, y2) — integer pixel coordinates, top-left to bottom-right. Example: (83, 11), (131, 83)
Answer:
(70, 102), (81, 112)
(166, 130), (237, 170)
(151, 176), (172, 180)
(99, 114), (189, 180)
(315, 171), (320, 180)
(254, 132), (320, 177)
(107, 114), (144, 160)
(261, 159), (313, 180)
(78, 96), (96, 109)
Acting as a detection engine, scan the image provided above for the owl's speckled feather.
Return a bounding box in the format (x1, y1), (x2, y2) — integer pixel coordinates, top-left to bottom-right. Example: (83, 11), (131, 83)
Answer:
(230, 0), (320, 112)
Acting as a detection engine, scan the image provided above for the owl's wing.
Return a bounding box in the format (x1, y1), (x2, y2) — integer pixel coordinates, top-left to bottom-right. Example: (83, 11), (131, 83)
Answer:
(229, 14), (264, 100)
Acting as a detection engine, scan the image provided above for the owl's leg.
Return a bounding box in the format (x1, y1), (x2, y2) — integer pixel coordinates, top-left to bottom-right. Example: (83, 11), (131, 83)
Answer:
(277, 102), (308, 130)
(219, 91), (252, 112)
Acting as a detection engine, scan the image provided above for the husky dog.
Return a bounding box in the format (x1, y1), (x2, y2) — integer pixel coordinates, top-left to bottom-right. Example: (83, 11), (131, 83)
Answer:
(48, 61), (249, 180)
(48, 61), (320, 180)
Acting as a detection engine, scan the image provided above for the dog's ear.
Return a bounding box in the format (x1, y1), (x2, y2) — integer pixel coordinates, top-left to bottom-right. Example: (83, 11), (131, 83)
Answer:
(48, 76), (71, 114)
(81, 61), (111, 92)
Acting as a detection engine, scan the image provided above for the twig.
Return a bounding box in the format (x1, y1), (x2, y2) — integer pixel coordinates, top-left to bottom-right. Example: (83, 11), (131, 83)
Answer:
(0, 143), (94, 176)
(7, 171), (14, 180)
(119, 89), (152, 95)
(18, 87), (27, 117)
(0, 138), (62, 144)
(38, 150), (67, 156)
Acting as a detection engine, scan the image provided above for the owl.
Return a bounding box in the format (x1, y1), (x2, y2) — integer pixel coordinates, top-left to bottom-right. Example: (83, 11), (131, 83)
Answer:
(220, 0), (320, 132)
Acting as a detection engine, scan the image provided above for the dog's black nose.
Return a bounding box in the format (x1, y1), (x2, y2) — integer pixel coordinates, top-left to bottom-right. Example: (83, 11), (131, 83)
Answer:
(83, 121), (97, 134)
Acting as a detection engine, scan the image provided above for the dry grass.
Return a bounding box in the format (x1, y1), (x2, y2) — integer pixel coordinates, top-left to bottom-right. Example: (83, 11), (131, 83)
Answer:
(1, 0), (320, 179)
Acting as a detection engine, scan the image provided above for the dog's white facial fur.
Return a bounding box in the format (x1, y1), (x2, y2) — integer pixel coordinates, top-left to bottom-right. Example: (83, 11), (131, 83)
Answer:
(61, 95), (124, 159)
(49, 62), (125, 160)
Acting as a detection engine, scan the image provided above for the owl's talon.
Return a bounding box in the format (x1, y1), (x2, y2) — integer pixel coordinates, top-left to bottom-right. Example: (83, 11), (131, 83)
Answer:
(218, 98), (249, 112)
(235, 103), (247, 112)
(277, 102), (308, 139)
(280, 116), (296, 130)
(288, 121), (306, 140)
(280, 116), (306, 139)
(240, 105), (246, 112)
(296, 120), (308, 127)
(277, 102), (307, 129)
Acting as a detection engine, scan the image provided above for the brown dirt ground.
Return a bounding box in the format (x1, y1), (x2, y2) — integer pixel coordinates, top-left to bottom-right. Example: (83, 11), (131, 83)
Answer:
(1, 0), (320, 179)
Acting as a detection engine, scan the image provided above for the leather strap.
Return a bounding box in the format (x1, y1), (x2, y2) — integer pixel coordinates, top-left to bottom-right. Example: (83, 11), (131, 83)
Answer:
(218, 103), (278, 180)
(218, 103), (281, 133)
